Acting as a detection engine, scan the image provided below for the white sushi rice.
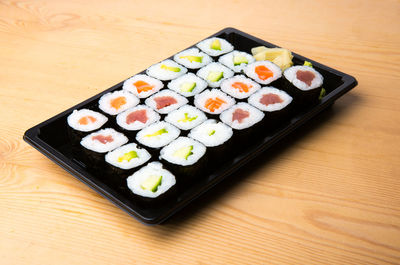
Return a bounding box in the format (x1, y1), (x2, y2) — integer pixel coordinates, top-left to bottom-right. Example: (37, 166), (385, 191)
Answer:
(122, 74), (163, 98)
(194, 89), (235, 114)
(160, 137), (206, 166)
(136, 121), (180, 148)
(244, 61), (282, 85)
(146, 59), (187, 81)
(105, 143), (151, 170)
(67, 109), (108, 132)
(165, 105), (207, 130)
(283, 65), (324, 91)
(116, 105), (160, 131)
(220, 75), (261, 99)
(167, 73), (208, 97)
(196, 62), (234, 87)
(173, 48), (213, 69)
(98, 90), (139, 115)
(127, 162), (176, 198)
(188, 119), (233, 147)
(220, 102), (265, 130)
(196, 37), (234, 57)
(248, 86), (293, 112)
(218, 50), (255, 72)
(145, 89), (188, 114)
(80, 128), (128, 153)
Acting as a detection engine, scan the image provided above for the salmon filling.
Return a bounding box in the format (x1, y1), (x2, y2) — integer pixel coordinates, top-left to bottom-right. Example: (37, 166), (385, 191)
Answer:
(205, 97), (226, 112)
(134, 80), (155, 94)
(110, 96), (127, 110)
(231, 82), (252, 93)
(78, 116), (97, 125)
(255, 65), (273, 80)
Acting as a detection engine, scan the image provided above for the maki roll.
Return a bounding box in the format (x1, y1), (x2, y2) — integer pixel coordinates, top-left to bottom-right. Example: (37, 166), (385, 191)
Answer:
(80, 128), (128, 165)
(98, 90), (139, 116)
(126, 162), (176, 202)
(80, 128), (128, 153)
(220, 75), (261, 99)
(220, 102), (264, 131)
(248, 87), (293, 127)
(196, 62), (234, 87)
(218, 51), (255, 72)
(116, 105), (160, 132)
(173, 48), (212, 69)
(167, 73), (208, 97)
(283, 65), (324, 105)
(165, 105), (207, 131)
(196, 37), (234, 57)
(122, 74), (163, 98)
(105, 143), (151, 175)
(67, 109), (108, 132)
(145, 89), (188, 114)
(194, 89), (235, 115)
(188, 119), (233, 164)
(159, 136), (206, 178)
(146, 59), (187, 81)
(136, 121), (180, 150)
(245, 61), (282, 85)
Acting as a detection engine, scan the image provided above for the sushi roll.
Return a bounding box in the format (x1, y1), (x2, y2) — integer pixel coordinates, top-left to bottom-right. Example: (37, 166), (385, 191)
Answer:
(188, 119), (233, 164)
(105, 143), (151, 175)
(194, 89), (235, 115)
(244, 61), (282, 85)
(126, 162), (176, 202)
(159, 136), (206, 178)
(67, 109), (109, 144)
(116, 105), (160, 132)
(146, 59), (187, 81)
(218, 51), (255, 72)
(173, 48), (212, 69)
(220, 102), (264, 131)
(196, 62), (234, 87)
(167, 73), (208, 97)
(145, 89), (188, 114)
(80, 128), (128, 153)
(220, 75), (261, 99)
(248, 87), (293, 127)
(136, 121), (180, 150)
(98, 90), (139, 116)
(196, 37), (234, 57)
(283, 65), (324, 105)
(165, 105), (207, 131)
(122, 74), (163, 98)
(80, 128), (128, 165)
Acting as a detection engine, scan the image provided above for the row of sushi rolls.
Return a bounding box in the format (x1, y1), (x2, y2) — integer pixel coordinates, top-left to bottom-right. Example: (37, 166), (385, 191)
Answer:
(67, 36), (325, 202)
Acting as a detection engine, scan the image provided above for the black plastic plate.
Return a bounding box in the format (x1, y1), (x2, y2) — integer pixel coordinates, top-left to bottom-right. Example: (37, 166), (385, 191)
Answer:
(23, 28), (357, 225)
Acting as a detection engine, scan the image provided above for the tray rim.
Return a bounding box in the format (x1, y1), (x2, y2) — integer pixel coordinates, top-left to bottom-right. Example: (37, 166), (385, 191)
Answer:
(23, 27), (358, 225)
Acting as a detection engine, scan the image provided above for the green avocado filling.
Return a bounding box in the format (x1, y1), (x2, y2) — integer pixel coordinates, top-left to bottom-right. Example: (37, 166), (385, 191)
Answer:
(145, 128), (167, 137)
(208, 130), (216, 136)
(207, 71), (224, 82)
(140, 175), (162, 192)
(210, 39), (221, 50)
(179, 55), (203, 63)
(178, 113), (198, 123)
(161, 64), (181, 72)
(117, 151), (138, 162)
(233, 55), (248, 66)
(173, 145), (193, 160)
(180, 82), (196, 93)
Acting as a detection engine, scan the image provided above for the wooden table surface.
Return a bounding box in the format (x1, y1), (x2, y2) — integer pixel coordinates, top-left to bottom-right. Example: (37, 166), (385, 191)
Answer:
(1, 0), (399, 264)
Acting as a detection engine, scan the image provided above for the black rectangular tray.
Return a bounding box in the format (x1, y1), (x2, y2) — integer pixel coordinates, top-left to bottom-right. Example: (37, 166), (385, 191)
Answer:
(23, 28), (357, 225)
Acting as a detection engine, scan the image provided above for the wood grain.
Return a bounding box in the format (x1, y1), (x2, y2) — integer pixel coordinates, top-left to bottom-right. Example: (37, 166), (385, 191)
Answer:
(1, 0), (400, 264)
